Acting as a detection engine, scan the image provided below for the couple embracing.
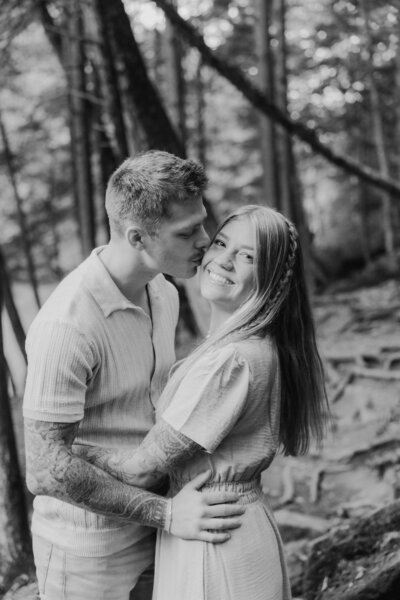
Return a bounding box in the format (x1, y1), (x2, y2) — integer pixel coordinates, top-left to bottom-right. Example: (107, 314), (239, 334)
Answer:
(23, 150), (328, 600)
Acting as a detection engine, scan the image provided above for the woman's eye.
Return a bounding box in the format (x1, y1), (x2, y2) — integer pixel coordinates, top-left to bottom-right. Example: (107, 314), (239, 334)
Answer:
(213, 238), (225, 247)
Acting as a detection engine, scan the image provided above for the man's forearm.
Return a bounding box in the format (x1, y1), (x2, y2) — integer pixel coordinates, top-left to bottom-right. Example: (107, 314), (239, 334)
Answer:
(72, 420), (202, 486)
(24, 418), (168, 529)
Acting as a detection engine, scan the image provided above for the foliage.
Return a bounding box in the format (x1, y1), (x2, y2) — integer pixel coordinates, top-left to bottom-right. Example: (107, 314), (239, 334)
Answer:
(0, 0), (399, 285)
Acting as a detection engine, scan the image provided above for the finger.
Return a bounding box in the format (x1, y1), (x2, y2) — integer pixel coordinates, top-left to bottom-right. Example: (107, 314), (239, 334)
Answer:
(203, 491), (241, 505)
(199, 531), (231, 544)
(185, 470), (212, 491)
(200, 518), (242, 531)
(203, 503), (246, 517)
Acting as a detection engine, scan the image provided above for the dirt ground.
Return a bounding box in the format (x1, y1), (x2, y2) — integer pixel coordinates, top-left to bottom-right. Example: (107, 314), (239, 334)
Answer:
(3, 278), (400, 600)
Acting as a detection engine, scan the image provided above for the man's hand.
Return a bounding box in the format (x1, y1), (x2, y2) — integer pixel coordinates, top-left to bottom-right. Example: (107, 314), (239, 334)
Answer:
(169, 471), (245, 543)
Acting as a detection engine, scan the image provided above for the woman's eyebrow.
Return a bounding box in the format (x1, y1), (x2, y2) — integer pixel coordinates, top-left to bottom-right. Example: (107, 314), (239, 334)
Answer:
(217, 231), (254, 251)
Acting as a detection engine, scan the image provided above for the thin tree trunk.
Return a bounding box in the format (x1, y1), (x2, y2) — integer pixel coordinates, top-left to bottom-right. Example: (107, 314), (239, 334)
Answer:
(195, 56), (207, 167)
(255, 0), (279, 207)
(152, 28), (164, 85)
(0, 248), (27, 364)
(275, 0), (312, 288)
(152, 0), (400, 198)
(274, 0), (291, 217)
(0, 110), (41, 310)
(82, 0), (129, 163)
(0, 276), (32, 587)
(358, 181), (372, 266)
(394, 14), (400, 231)
(65, 0), (96, 257)
(164, 0), (187, 147)
(94, 0), (185, 157)
(359, 0), (395, 258)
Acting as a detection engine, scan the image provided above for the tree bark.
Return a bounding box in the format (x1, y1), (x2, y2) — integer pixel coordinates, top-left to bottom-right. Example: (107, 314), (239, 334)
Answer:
(0, 248), (26, 364)
(152, 0), (400, 199)
(195, 56), (207, 167)
(0, 274), (32, 588)
(42, 177), (64, 282)
(82, 0), (129, 164)
(64, 0), (96, 258)
(359, 0), (395, 258)
(255, 0), (279, 207)
(164, 0), (187, 147)
(0, 110), (41, 310)
(274, 0), (313, 289)
(94, 0), (185, 157)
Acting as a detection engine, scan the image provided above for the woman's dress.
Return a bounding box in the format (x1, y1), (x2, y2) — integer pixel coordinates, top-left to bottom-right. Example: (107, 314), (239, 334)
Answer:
(152, 336), (292, 600)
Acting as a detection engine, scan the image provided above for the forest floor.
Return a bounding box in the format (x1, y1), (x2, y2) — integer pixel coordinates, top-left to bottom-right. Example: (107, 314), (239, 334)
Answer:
(2, 276), (400, 600)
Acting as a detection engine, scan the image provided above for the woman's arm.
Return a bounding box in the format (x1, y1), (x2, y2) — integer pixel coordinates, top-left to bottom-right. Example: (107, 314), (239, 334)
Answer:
(72, 420), (202, 488)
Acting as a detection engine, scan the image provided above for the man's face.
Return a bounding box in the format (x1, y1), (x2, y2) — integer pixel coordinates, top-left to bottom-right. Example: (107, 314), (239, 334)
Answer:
(144, 197), (210, 278)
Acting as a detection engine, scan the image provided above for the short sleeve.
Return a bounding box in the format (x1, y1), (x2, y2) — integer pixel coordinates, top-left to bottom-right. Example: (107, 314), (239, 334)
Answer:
(160, 345), (250, 453)
(23, 320), (94, 422)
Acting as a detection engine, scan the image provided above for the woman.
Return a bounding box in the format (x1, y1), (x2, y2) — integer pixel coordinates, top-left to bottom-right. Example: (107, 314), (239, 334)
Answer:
(79, 205), (328, 600)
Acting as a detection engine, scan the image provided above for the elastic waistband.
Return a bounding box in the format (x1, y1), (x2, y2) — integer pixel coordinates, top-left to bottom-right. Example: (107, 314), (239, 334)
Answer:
(172, 478), (262, 505)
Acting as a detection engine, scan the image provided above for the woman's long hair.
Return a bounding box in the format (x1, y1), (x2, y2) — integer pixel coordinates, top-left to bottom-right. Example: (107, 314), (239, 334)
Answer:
(162, 205), (329, 455)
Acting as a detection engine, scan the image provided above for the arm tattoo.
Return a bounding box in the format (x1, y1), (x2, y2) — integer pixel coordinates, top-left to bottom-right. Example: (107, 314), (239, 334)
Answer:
(24, 418), (168, 529)
(72, 420), (202, 487)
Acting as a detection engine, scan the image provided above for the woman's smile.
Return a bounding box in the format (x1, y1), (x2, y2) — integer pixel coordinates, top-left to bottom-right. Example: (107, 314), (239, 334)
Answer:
(207, 268), (235, 286)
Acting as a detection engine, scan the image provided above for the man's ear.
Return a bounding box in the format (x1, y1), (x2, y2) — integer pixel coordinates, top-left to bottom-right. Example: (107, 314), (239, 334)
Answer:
(126, 225), (145, 248)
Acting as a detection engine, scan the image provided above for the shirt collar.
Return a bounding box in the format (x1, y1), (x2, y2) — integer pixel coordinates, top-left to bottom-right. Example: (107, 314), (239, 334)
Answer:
(82, 247), (160, 318)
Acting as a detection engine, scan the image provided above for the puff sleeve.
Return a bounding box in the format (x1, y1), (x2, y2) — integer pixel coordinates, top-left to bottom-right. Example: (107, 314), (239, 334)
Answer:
(160, 344), (250, 453)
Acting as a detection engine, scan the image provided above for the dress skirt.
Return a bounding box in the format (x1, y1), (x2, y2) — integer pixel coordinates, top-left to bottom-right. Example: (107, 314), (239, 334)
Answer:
(152, 480), (292, 600)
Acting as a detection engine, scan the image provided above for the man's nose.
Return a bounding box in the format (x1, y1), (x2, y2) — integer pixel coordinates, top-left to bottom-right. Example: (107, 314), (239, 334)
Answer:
(195, 226), (210, 250)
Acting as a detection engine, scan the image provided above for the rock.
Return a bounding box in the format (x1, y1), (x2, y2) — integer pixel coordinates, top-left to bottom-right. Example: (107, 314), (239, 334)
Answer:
(302, 500), (400, 600)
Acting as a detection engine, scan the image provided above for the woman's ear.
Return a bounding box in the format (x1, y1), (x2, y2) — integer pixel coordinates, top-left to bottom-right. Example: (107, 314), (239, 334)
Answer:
(126, 225), (145, 249)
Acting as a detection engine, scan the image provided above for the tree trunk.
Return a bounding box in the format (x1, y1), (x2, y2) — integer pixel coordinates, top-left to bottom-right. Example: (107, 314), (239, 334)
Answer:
(275, 0), (313, 288)
(0, 276), (32, 589)
(0, 248), (27, 364)
(195, 56), (207, 167)
(0, 110), (41, 310)
(255, 0), (279, 207)
(152, 0), (400, 198)
(359, 0), (395, 258)
(65, 0), (96, 258)
(394, 10), (400, 231)
(82, 0), (129, 164)
(94, 0), (185, 157)
(164, 0), (186, 147)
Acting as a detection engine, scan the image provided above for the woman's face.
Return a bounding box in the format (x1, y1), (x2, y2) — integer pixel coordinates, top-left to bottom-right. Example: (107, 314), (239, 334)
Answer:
(200, 217), (256, 314)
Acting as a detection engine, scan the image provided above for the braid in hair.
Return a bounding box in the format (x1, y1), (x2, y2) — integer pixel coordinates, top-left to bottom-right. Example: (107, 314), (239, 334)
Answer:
(266, 217), (298, 319)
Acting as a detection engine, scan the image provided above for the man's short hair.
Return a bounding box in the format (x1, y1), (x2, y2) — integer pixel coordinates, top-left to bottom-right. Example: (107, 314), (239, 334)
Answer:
(105, 150), (207, 236)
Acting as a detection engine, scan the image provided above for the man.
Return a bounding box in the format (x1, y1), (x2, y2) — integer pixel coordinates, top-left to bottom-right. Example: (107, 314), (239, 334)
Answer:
(23, 151), (244, 600)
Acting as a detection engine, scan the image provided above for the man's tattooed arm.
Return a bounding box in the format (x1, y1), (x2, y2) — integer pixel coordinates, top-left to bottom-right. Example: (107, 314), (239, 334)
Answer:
(24, 417), (169, 528)
(72, 420), (202, 487)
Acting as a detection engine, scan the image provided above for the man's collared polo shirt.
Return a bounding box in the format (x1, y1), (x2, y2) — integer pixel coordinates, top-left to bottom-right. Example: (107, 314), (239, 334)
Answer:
(23, 247), (179, 556)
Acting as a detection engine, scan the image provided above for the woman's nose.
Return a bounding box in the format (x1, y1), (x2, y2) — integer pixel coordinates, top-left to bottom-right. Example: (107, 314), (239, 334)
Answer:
(215, 251), (234, 270)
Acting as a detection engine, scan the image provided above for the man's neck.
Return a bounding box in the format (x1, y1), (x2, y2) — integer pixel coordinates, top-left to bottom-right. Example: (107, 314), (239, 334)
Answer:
(99, 244), (157, 307)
